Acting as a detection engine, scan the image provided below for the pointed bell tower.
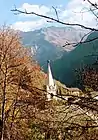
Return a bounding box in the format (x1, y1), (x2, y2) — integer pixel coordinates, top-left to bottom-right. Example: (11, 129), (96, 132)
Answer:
(46, 60), (57, 101)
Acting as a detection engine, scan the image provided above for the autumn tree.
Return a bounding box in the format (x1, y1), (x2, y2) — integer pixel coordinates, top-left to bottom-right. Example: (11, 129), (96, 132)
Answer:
(76, 64), (98, 91)
(0, 26), (47, 140)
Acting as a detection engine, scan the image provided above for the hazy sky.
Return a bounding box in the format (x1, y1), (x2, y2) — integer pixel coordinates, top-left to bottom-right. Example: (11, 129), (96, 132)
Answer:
(0, 0), (98, 31)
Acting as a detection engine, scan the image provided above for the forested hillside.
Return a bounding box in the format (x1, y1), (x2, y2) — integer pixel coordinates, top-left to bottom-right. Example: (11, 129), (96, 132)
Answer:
(52, 31), (98, 88)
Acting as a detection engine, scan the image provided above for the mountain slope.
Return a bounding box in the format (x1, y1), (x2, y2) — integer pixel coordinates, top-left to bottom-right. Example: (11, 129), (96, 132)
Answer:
(20, 28), (64, 67)
(52, 31), (98, 87)
(20, 26), (86, 67)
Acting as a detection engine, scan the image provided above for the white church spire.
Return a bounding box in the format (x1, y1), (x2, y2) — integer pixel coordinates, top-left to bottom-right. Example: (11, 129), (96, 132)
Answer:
(47, 60), (55, 87)
(46, 60), (57, 101)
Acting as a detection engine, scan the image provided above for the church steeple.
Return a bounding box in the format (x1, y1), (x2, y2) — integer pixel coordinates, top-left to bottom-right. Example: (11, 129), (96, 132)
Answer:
(46, 60), (57, 101)
(47, 60), (55, 87)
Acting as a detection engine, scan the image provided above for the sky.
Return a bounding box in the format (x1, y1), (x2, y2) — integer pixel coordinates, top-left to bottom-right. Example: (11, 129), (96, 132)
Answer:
(0, 0), (98, 31)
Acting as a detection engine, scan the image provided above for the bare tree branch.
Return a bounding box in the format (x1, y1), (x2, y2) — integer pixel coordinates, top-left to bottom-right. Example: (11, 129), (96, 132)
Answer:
(11, 8), (98, 31)
(90, 8), (98, 19)
(86, 0), (98, 9)
(63, 32), (98, 47)
(52, 6), (59, 21)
